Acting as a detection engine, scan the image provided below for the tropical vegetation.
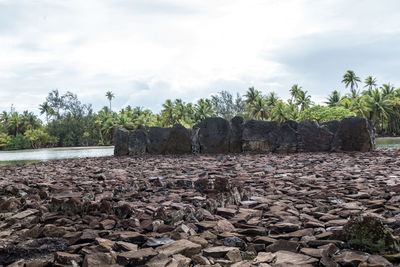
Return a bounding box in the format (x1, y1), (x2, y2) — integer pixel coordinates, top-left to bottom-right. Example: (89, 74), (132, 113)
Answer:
(1, 70), (400, 150)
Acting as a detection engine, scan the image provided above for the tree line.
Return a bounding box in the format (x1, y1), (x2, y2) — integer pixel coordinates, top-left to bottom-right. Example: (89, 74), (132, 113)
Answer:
(0, 70), (399, 150)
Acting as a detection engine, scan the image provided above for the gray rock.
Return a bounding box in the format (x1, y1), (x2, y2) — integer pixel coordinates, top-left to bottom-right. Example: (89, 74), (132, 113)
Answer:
(297, 120), (333, 152)
(242, 120), (280, 152)
(148, 127), (171, 154)
(196, 117), (231, 153)
(128, 126), (149, 155)
(275, 120), (298, 153)
(165, 124), (191, 154)
(332, 116), (375, 152)
(230, 116), (244, 153)
(321, 120), (340, 135)
(113, 127), (130, 156)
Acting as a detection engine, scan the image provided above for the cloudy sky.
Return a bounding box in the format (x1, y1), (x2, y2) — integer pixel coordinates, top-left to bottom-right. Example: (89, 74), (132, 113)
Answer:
(1, 0), (400, 114)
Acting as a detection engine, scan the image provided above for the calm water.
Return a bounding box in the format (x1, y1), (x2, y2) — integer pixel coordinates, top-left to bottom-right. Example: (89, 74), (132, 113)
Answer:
(0, 146), (114, 166)
(376, 137), (400, 149)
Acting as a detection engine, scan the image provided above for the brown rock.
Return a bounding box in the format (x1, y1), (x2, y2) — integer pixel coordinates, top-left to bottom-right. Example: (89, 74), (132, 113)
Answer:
(100, 219), (116, 230)
(155, 239), (201, 257)
(117, 248), (157, 266)
(55, 252), (83, 265)
(83, 252), (116, 267)
(203, 246), (238, 258)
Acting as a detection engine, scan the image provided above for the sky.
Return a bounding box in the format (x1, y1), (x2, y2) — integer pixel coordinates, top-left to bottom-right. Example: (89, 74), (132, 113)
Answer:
(1, 0), (400, 114)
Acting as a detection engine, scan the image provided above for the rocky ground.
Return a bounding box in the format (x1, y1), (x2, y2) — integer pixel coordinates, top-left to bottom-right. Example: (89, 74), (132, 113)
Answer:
(0, 150), (400, 267)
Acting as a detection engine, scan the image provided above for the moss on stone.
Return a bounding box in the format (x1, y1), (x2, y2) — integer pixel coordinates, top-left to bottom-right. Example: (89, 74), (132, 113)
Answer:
(343, 215), (400, 254)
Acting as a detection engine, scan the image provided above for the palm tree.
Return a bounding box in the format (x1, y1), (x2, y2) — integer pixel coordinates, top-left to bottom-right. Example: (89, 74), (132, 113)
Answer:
(265, 92), (279, 108)
(161, 99), (176, 126)
(174, 99), (186, 123)
(39, 102), (54, 124)
(364, 88), (392, 131)
(325, 90), (341, 107)
(8, 112), (22, 136)
(249, 96), (269, 120)
(290, 84), (302, 102)
(350, 96), (368, 117)
(364, 76), (377, 90)
(342, 70), (361, 98)
(195, 99), (215, 121)
(381, 83), (395, 97)
(244, 87), (261, 106)
(105, 91), (115, 111)
(296, 90), (312, 112)
(270, 100), (287, 123)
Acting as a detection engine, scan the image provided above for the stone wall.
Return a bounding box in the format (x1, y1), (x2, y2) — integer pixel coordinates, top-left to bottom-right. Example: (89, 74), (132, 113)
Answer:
(114, 116), (375, 156)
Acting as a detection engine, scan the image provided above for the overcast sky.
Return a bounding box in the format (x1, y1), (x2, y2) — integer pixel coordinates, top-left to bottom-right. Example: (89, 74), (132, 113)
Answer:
(1, 0), (400, 114)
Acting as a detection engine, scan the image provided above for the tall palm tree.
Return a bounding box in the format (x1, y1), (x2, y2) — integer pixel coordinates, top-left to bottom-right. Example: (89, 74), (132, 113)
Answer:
(342, 70), (361, 98)
(195, 99), (215, 121)
(365, 88), (392, 131)
(265, 92), (279, 108)
(290, 84), (302, 102)
(161, 99), (176, 126)
(174, 99), (186, 123)
(325, 90), (341, 107)
(105, 91), (115, 111)
(39, 102), (54, 124)
(244, 87), (261, 106)
(270, 100), (288, 123)
(8, 112), (22, 136)
(381, 83), (395, 97)
(296, 90), (312, 112)
(249, 96), (269, 120)
(364, 76), (377, 90)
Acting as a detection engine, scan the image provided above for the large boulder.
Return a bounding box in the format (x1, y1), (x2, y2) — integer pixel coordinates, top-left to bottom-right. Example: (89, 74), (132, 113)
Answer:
(321, 120), (340, 135)
(196, 118), (231, 153)
(332, 116), (375, 152)
(165, 124), (191, 154)
(242, 120), (280, 153)
(297, 120), (334, 152)
(229, 116), (244, 153)
(275, 120), (298, 153)
(147, 127), (171, 154)
(114, 127), (130, 156)
(128, 126), (149, 155)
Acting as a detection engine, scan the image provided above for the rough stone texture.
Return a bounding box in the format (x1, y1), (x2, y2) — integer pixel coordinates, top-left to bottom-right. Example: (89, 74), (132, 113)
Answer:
(229, 116), (244, 153)
(321, 120), (341, 135)
(242, 120), (280, 152)
(165, 124), (192, 154)
(147, 127), (171, 154)
(297, 120), (334, 152)
(196, 117), (231, 153)
(343, 215), (400, 254)
(332, 116), (375, 152)
(128, 125), (149, 155)
(114, 128), (130, 156)
(275, 120), (298, 153)
(2, 150), (400, 266)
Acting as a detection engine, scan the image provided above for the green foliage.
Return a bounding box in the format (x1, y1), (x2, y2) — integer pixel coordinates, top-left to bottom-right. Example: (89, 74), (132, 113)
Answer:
(2, 69), (400, 151)
(297, 105), (356, 123)
(7, 133), (30, 150)
(0, 133), (11, 149)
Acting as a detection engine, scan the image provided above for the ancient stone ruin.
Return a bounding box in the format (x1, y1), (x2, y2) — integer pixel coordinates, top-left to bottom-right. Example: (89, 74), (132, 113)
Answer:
(114, 116), (375, 156)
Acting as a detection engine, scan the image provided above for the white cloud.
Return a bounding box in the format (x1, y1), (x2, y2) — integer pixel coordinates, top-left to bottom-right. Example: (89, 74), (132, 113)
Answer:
(0, 0), (399, 113)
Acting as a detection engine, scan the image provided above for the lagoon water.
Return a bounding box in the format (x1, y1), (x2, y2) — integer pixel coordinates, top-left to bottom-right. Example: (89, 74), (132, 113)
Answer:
(375, 137), (400, 149)
(0, 146), (114, 166)
(0, 138), (399, 167)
